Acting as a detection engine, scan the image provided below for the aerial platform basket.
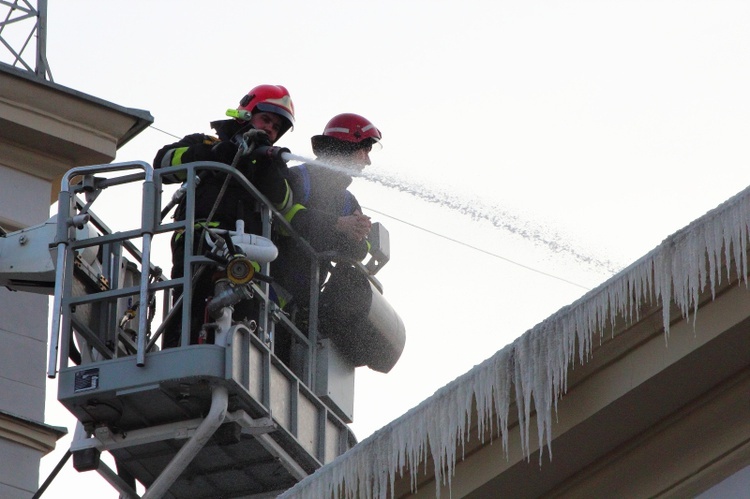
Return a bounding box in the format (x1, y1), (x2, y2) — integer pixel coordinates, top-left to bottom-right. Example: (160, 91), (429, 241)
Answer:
(58, 330), (355, 498)
(41, 161), (360, 498)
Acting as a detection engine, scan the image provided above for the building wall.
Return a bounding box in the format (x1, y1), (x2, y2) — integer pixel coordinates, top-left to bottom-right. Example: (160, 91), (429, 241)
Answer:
(0, 440), (45, 499)
(0, 165), (51, 229)
(0, 64), (151, 498)
(0, 163), (54, 497)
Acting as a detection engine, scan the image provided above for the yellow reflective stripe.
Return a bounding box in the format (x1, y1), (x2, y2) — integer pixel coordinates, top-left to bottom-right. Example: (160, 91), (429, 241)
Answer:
(159, 147), (190, 182)
(172, 147), (189, 166)
(173, 221), (221, 241)
(366, 240), (372, 252)
(277, 203), (306, 237)
(276, 180), (293, 213)
(284, 204), (306, 223)
(270, 283), (293, 309)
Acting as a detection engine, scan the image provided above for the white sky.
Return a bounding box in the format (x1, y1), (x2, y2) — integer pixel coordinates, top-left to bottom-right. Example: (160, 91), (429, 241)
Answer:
(32, 0), (750, 496)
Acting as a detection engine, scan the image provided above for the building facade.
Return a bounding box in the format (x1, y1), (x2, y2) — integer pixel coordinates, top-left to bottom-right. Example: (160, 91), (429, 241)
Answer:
(0, 64), (151, 498)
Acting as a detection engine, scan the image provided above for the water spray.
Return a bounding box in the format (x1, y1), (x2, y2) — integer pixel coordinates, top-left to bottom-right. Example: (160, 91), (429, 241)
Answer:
(161, 127), (619, 275)
(256, 147), (621, 274)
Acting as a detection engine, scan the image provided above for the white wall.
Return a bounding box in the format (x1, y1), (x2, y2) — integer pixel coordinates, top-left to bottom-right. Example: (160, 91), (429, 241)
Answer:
(0, 163), (52, 497)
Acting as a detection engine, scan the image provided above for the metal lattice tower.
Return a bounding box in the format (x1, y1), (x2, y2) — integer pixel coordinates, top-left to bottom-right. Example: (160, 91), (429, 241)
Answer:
(0, 0), (51, 80)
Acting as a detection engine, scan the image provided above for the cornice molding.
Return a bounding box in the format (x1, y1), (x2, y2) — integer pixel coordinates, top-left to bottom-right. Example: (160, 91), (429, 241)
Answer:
(0, 410), (67, 455)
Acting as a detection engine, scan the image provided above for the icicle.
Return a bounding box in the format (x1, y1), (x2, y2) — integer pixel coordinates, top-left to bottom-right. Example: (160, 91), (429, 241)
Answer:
(280, 184), (750, 499)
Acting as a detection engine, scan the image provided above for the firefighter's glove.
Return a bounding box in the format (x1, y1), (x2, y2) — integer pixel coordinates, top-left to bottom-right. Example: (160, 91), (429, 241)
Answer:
(210, 141), (239, 165)
(242, 129), (273, 150)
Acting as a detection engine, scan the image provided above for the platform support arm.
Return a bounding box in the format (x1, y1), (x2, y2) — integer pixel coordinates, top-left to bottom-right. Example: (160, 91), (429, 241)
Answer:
(142, 385), (229, 498)
(95, 461), (140, 499)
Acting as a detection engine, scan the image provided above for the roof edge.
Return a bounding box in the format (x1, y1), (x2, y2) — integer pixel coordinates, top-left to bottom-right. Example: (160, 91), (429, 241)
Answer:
(0, 63), (153, 148)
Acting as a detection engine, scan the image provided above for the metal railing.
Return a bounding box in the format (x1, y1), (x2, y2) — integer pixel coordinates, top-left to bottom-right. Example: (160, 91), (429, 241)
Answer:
(47, 159), (324, 388)
(154, 159), (323, 385)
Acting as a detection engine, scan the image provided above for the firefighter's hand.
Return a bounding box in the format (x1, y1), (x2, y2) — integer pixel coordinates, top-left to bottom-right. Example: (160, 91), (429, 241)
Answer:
(336, 213), (372, 242)
(242, 129), (272, 149)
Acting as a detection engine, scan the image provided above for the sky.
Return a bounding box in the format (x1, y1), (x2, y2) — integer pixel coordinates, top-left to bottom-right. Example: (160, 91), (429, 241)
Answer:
(24, 0), (750, 496)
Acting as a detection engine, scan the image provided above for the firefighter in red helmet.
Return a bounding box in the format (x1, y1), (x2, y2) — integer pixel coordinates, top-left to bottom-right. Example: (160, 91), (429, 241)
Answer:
(272, 113), (382, 363)
(310, 113), (382, 170)
(154, 84), (295, 348)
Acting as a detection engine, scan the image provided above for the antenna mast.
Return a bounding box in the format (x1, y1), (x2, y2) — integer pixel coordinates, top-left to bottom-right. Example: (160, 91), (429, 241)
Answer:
(0, 0), (52, 80)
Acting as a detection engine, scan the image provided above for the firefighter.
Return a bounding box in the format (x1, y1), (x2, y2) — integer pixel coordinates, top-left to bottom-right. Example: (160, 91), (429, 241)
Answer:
(154, 84), (295, 348)
(273, 113), (381, 343)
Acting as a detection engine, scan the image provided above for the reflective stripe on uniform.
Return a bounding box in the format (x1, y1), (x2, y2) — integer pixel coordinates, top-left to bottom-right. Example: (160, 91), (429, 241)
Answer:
(270, 282), (293, 309)
(276, 180), (294, 213)
(160, 147), (189, 183)
(172, 147), (189, 166)
(174, 221), (221, 241)
(277, 203), (306, 237)
(283, 204), (306, 223)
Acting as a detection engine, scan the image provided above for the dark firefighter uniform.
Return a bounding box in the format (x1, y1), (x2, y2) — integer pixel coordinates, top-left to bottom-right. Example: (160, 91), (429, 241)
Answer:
(273, 163), (369, 312)
(154, 118), (291, 348)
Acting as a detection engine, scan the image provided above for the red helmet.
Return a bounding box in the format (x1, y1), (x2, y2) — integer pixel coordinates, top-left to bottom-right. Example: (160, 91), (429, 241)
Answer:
(311, 113), (382, 156)
(238, 84), (295, 138)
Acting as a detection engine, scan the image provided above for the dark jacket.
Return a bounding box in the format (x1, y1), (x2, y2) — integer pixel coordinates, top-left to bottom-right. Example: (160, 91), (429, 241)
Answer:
(154, 119), (288, 233)
(273, 163), (369, 308)
(154, 119), (289, 347)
